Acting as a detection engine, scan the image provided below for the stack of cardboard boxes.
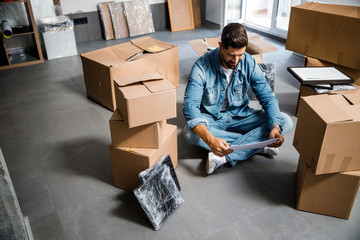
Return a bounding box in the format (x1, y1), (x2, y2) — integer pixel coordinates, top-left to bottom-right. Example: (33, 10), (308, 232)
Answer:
(80, 37), (179, 191)
(286, 2), (360, 219)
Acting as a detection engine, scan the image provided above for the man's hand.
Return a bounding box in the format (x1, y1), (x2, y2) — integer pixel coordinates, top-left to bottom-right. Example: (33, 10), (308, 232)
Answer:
(268, 126), (284, 148)
(192, 124), (233, 157)
(207, 137), (233, 157)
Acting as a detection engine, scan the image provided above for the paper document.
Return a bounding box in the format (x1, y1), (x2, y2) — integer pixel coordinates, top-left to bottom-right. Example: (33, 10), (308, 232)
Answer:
(229, 138), (278, 151)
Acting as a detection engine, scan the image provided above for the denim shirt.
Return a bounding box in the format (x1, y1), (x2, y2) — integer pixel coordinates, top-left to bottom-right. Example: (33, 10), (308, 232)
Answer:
(183, 47), (284, 131)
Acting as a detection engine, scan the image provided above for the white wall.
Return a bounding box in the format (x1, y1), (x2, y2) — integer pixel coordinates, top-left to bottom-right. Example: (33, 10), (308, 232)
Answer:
(61, 0), (166, 14)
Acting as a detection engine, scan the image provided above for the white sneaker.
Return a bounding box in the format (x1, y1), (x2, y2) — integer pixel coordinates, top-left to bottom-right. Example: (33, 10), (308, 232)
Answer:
(257, 147), (279, 156)
(206, 152), (227, 175)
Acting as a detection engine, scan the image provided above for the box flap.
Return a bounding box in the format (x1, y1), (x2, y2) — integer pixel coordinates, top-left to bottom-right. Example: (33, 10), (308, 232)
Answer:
(110, 109), (124, 121)
(343, 91), (360, 105)
(188, 39), (209, 56)
(297, 2), (360, 18)
(131, 37), (174, 53)
(303, 95), (353, 123)
(143, 79), (176, 93)
(205, 37), (220, 49)
(341, 171), (360, 177)
(247, 33), (278, 54)
(114, 72), (165, 87)
(110, 42), (143, 61)
(81, 48), (124, 67)
(119, 83), (149, 99)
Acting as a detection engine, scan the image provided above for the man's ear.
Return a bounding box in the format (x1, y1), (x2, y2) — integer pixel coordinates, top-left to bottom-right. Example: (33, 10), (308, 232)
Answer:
(218, 42), (222, 50)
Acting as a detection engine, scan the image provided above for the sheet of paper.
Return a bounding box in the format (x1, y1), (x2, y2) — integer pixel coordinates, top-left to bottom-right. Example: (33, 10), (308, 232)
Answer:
(229, 138), (278, 151)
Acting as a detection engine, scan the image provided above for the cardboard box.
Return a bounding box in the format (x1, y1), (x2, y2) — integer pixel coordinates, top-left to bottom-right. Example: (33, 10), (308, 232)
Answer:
(296, 157), (360, 219)
(188, 32), (278, 63)
(81, 37), (179, 111)
(109, 110), (166, 148)
(109, 124), (178, 191)
(114, 72), (176, 128)
(293, 92), (360, 175)
(305, 56), (360, 86)
(286, 2), (360, 70)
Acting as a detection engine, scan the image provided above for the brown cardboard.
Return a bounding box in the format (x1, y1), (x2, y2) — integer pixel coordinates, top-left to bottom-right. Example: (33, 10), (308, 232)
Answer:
(188, 33), (276, 62)
(296, 157), (360, 219)
(98, 2), (115, 40)
(293, 93), (360, 175)
(305, 56), (360, 86)
(114, 73), (177, 128)
(168, 0), (194, 32)
(192, 0), (201, 28)
(109, 124), (178, 191)
(109, 110), (166, 148)
(286, 2), (360, 70)
(81, 37), (179, 111)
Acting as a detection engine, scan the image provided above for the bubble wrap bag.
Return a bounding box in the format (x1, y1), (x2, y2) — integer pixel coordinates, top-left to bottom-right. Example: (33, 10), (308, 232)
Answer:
(248, 63), (276, 100)
(139, 154), (181, 191)
(134, 165), (184, 230)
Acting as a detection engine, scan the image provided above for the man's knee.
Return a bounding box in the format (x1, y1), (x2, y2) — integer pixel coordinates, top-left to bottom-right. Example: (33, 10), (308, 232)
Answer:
(183, 124), (197, 145)
(281, 112), (293, 135)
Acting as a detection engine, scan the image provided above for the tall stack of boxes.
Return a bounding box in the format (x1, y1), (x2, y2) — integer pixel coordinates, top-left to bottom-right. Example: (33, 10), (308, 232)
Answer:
(109, 73), (178, 191)
(286, 2), (360, 219)
(80, 37), (179, 191)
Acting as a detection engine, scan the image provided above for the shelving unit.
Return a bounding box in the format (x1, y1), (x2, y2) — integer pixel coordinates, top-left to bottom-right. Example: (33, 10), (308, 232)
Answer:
(0, 0), (43, 70)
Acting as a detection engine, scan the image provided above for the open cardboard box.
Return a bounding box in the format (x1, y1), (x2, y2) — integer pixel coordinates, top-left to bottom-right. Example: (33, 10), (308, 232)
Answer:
(109, 110), (166, 148)
(109, 124), (178, 191)
(81, 37), (179, 111)
(296, 157), (360, 219)
(293, 91), (360, 175)
(114, 72), (176, 128)
(286, 2), (360, 70)
(188, 32), (278, 63)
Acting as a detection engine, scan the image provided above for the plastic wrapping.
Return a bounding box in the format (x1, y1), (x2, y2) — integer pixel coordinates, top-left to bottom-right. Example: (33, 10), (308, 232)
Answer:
(139, 154), (181, 191)
(134, 164), (184, 231)
(123, 0), (155, 37)
(312, 84), (356, 94)
(0, 2), (29, 28)
(98, 1), (115, 40)
(108, 2), (129, 39)
(39, 16), (77, 60)
(39, 15), (73, 33)
(248, 63), (276, 100)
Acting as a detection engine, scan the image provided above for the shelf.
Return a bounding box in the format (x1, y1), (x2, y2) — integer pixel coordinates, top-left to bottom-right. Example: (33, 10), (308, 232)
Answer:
(0, 0), (43, 70)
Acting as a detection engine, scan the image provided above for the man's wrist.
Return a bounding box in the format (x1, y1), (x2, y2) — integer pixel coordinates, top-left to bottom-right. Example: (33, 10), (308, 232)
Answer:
(271, 124), (282, 134)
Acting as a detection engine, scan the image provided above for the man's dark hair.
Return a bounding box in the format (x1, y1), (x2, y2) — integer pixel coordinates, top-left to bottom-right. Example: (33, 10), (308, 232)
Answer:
(221, 23), (248, 49)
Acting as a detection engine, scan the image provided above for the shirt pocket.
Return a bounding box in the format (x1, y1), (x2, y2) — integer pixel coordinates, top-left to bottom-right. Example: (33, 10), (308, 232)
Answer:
(203, 86), (218, 105)
(232, 84), (247, 105)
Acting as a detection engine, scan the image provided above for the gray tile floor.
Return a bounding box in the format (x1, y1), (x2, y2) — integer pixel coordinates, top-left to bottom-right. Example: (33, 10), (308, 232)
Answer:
(1, 22), (360, 240)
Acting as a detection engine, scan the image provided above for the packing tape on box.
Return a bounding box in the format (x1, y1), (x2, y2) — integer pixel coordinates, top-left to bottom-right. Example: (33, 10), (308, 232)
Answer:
(324, 154), (335, 173)
(340, 156), (352, 172)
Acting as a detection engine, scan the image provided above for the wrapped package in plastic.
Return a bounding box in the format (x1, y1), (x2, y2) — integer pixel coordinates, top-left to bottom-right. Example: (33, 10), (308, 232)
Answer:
(139, 153), (181, 191)
(39, 16), (78, 60)
(98, 1), (115, 40)
(108, 2), (129, 39)
(123, 0), (155, 37)
(248, 63), (276, 100)
(134, 164), (184, 231)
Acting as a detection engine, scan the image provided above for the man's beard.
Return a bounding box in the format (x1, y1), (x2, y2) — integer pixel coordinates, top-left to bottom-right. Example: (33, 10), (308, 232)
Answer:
(225, 60), (237, 69)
